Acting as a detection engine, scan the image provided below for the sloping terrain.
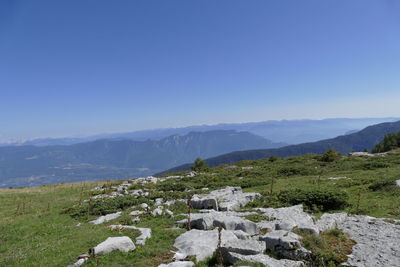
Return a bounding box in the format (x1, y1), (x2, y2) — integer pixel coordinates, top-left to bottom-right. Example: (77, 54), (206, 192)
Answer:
(1, 152), (399, 266)
(163, 120), (400, 174)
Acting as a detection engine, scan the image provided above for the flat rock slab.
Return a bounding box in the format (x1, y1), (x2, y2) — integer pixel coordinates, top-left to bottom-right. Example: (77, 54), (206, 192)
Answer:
(225, 252), (305, 267)
(338, 215), (400, 267)
(173, 229), (263, 262)
(158, 261), (194, 267)
(191, 186), (260, 211)
(92, 236), (135, 255)
(89, 212), (122, 225)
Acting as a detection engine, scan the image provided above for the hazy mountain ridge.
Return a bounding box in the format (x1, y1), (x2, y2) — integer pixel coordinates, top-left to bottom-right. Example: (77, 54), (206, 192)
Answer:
(1, 117), (398, 147)
(161, 120), (400, 174)
(0, 130), (281, 188)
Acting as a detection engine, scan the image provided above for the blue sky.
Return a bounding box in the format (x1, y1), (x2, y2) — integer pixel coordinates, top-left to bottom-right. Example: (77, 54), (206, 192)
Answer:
(1, 0), (400, 140)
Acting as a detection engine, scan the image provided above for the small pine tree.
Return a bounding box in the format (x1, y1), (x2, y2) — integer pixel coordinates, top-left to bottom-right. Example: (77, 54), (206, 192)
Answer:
(320, 148), (341, 162)
(191, 157), (208, 172)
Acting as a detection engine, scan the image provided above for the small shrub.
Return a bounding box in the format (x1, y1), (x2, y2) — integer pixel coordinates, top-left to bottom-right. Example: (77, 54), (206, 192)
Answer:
(320, 149), (341, 162)
(368, 179), (396, 191)
(191, 158), (208, 172)
(277, 166), (315, 176)
(277, 189), (348, 211)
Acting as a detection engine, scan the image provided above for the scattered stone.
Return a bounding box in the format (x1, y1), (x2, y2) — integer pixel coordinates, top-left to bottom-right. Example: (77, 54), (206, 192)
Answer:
(155, 198), (164, 205)
(129, 210), (144, 216)
(396, 179), (400, 187)
(140, 203), (149, 210)
(152, 206), (164, 216)
(109, 225), (152, 246)
(89, 211), (122, 225)
(165, 209), (174, 217)
(68, 258), (88, 267)
(92, 236), (135, 255)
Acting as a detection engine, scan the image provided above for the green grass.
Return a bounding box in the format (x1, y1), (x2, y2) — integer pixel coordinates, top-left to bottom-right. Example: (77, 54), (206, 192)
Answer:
(1, 153), (400, 266)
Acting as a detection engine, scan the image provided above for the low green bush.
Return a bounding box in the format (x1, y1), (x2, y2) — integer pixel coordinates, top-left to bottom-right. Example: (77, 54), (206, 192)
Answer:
(368, 179), (396, 191)
(320, 149), (341, 162)
(278, 189), (348, 211)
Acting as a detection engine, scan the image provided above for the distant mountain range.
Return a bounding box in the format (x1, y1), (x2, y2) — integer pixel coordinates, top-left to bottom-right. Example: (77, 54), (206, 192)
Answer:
(161, 120), (400, 174)
(2, 117), (398, 147)
(0, 130), (282, 188)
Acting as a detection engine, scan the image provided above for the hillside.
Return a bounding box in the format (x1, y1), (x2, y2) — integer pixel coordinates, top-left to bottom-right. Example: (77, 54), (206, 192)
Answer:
(1, 152), (399, 266)
(162, 120), (400, 174)
(0, 130), (281, 188)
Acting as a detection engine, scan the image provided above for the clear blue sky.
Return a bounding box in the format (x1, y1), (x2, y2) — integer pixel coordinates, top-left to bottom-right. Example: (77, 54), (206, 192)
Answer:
(1, 0), (399, 140)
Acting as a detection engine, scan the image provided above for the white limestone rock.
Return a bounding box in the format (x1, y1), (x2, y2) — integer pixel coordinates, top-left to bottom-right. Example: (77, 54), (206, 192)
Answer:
(256, 205), (319, 235)
(316, 212), (348, 232)
(191, 186), (260, 211)
(158, 262), (194, 267)
(225, 252), (305, 267)
(89, 211), (122, 225)
(338, 215), (400, 267)
(182, 211), (259, 235)
(259, 230), (310, 260)
(92, 236), (135, 255)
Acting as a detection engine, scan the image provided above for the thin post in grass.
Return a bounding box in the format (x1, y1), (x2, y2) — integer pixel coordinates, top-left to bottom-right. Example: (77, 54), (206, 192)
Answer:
(87, 198), (92, 220)
(216, 225), (225, 265)
(355, 188), (362, 214)
(269, 175), (275, 201)
(187, 193), (193, 230)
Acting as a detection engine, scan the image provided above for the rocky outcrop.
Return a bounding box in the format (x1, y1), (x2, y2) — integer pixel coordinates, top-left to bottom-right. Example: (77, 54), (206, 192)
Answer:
(177, 211), (258, 234)
(256, 205), (319, 234)
(191, 186), (261, 211)
(337, 215), (400, 267)
(259, 230), (310, 260)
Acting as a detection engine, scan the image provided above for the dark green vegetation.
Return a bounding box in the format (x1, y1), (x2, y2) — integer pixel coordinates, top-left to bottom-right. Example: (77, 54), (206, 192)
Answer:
(0, 130), (280, 188)
(373, 131), (400, 153)
(1, 152), (400, 266)
(163, 120), (400, 173)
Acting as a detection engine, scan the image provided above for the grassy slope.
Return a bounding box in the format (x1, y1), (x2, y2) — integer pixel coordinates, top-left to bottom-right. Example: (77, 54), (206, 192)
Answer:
(1, 153), (400, 266)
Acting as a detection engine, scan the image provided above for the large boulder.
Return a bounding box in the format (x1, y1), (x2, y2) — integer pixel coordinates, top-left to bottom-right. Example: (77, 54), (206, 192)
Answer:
(259, 230), (310, 260)
(89, 212), (122, 225)
(92, 236), (135, 255)
(191, 187), (261, 211)
(256, 205), (319, 234)
(173, 229), (220, 261)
